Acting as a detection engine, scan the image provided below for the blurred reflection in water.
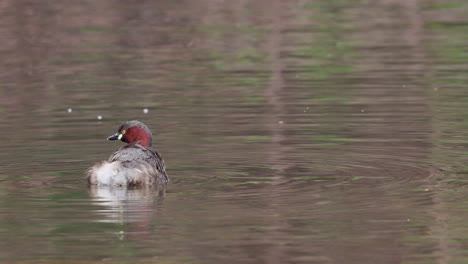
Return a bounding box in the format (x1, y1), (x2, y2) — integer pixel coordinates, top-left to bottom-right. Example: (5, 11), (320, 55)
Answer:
(88, 186), (165, 244)
(89, 186), (164, 222)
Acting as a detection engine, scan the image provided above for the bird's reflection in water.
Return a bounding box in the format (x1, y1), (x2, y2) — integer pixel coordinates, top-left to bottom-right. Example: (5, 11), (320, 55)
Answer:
(88, 185), (166, 240)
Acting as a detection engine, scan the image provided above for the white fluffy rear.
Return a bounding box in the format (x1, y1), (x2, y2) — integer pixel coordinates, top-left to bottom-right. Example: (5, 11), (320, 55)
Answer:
(86, 161), (154, 186)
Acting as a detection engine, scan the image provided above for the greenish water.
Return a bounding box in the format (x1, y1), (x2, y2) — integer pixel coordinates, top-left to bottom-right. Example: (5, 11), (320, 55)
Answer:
(0, 0), (466, 263)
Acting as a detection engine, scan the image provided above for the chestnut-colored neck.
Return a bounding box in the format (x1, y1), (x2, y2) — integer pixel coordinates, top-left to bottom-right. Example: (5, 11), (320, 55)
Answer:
(125, 126), (152, 147)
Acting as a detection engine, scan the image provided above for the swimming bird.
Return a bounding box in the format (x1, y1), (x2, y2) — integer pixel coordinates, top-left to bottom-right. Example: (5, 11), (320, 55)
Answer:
(86, 120), (169, 187)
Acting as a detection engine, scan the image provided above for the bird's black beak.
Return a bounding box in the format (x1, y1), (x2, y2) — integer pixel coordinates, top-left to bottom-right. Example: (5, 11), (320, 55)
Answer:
(107, 133), (120, 141)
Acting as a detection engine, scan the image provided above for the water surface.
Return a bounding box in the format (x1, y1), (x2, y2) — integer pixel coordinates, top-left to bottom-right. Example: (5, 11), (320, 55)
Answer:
(0, 0), (466, 263)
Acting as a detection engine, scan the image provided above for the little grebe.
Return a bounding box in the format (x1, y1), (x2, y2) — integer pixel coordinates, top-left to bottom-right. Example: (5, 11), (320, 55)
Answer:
(86, 120), (169, 187)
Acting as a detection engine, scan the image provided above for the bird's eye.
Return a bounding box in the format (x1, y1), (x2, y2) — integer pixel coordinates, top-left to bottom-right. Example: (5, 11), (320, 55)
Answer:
(121, 130), (126, 134)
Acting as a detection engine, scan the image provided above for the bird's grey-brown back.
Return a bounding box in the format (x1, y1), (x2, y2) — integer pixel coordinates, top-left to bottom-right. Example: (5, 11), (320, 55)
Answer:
(109, 143), (168, 185)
